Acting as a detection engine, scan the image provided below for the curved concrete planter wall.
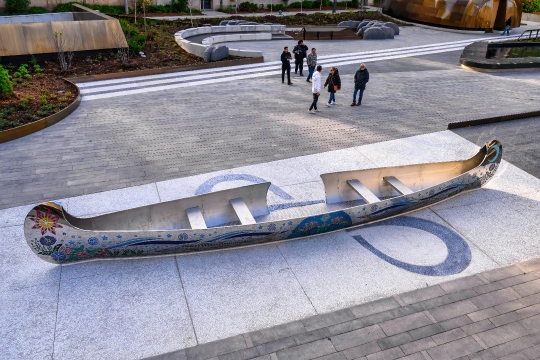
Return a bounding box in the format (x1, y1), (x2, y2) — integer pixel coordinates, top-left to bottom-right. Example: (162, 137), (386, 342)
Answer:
(175, 25), (286, 60)
(201, 33), (272, 45)
(0, 80), (81, 144)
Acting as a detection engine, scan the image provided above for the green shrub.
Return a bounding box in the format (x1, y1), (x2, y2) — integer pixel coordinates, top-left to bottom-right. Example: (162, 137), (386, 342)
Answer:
(0, 65), (13, 97)
(217, 7), (236, 13)
(24, 73), (32, 80)
(523, 0), (540, 13)
(238, 1), (259, 11)
(289, 1), (318, 8)
(18, 64), (29, 75)
(53, 2), (128, 14)
(0, 119), (20, 131)
(4, 0), (30, 14)
(267, 3), (287, 10)
(170, 0), (188, 11)
(26, 6), (48, 13)
(12, 72), (21, 78)
(129, 34), (147, 54)
(33, 64), (43, 73)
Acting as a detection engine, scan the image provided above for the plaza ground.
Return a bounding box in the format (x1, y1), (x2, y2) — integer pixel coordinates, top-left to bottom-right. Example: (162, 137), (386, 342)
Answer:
(1, 21), (540, 360)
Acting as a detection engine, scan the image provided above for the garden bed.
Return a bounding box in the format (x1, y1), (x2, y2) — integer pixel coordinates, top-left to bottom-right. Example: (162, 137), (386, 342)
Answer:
(0, 63), (78, 131)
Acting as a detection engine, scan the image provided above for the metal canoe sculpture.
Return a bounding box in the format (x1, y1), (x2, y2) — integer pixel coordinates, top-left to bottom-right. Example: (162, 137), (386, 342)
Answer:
(25, 140), (502, 264)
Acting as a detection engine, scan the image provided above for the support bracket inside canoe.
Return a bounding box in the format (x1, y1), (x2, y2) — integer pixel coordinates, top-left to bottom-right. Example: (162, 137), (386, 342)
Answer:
(230, 197), (257, 225)
(383, 176), (414, 195)
(186, 206), (208, 229)
(346, 179), (380, 204)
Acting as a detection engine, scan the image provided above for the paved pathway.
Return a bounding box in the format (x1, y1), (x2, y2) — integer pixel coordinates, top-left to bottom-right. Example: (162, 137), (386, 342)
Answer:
(454, 116), (540, 181)
(1, 62), (539, 210)
(150, 257), (540, 360)
(77, 34), (519, 101)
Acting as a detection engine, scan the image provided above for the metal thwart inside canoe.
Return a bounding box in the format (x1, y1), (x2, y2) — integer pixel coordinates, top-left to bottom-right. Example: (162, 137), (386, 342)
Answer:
(25, 140), (502, 264)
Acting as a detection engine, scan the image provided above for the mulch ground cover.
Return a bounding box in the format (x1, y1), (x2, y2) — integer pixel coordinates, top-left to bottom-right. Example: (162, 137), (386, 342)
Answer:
(0, 65), (78, 131)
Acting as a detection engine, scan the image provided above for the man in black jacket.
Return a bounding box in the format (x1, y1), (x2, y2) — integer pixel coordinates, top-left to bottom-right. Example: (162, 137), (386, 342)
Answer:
(281, 46), (293, 85)
(352, 63), (369, 106)
(293, 40), (308, 76)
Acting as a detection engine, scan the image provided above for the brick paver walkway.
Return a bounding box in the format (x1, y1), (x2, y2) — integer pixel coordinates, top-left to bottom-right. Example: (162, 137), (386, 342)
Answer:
(150, 258), (540, 360)
(1, 65), (539, 210)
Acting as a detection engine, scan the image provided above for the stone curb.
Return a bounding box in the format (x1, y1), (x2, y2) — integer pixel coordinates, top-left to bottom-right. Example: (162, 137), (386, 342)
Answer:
(66, 56), (264, 83)
(447, 110), (540, 129)
(0, 79), (81, 144)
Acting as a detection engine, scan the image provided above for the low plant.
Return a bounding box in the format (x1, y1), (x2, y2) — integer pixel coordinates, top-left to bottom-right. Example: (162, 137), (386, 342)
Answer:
(0, 107), (14, 120)
(12, 72), (21, 78)
(238, 1), (259, 11)
(53, 2), (129, 14)
(24, 73), (32, 80)
(0, 119), (21, 131)
(18, 64), (29, 75)
(217, 7), (236, 13)
(18, 96), (30, 110)
(0, 65), (13, 97)
(39, 94), (48, 106)
(33, 64), (43, 73)
(4, 0), (30, 14)
(36, 104), (55, 117)
(267, 4), (287, 11)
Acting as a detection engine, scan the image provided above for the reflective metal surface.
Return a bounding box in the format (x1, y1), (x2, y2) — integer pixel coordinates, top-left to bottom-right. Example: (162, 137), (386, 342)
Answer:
(0, 4), (127, 58)
(24, 141), (502, 264)
(383, 0), (521, 30)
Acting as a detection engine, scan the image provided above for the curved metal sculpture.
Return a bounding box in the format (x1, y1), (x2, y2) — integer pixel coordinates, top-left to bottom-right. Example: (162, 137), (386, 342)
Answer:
(383, 0), (521, 30)
(24, 140), (502, 264)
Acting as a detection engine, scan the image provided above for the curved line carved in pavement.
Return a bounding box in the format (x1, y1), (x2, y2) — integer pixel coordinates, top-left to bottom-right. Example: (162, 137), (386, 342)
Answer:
(350, 216), (472, 276)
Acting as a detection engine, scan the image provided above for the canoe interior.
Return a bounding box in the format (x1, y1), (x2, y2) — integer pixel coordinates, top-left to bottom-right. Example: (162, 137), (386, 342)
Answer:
(65, 182), (271, 231)
(64, 145), (488, 232)
(321, 146), (487, 203)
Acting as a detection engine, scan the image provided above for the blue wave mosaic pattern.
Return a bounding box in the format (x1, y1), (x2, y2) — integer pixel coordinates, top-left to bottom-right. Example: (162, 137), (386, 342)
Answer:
(350, 216), (472, 276)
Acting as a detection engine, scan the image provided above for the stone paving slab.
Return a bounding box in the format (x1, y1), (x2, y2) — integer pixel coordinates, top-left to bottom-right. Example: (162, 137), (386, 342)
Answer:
(150, 257), (540, 360)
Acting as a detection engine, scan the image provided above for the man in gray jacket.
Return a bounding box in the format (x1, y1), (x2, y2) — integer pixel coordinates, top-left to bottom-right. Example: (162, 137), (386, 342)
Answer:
(306, 48), (318, 83)
(352, 63), (369, 106)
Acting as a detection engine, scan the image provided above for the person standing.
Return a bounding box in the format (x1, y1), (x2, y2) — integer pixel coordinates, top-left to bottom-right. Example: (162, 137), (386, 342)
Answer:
(281, 46), (293, 85)
(352, 63), (369, 106)
(306, 48), (318, 83)
(309, 65), (323, 113)
(502, 17), (512, 36)
(293, 40), (308, 76)
(324, 67), (341, 106)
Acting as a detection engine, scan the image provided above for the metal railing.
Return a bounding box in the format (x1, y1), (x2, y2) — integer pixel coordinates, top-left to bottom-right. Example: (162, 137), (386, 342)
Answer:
(518, 29), (540, 41)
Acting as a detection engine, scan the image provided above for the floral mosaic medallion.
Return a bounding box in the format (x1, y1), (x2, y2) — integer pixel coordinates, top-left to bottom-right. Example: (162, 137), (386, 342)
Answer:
(29, 208), (62, 235)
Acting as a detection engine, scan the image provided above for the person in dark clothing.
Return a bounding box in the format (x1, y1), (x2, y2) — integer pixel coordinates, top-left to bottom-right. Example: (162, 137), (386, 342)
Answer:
(502, 17), (512, 36)
(323, 67), (341, 106)
(352, 63), (369, 106)
(293, 40), (309, 76)
(281, 46), (293, 85)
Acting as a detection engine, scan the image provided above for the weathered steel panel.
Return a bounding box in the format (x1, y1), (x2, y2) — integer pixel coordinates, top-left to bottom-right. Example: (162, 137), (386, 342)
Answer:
(384, 0), (521, 29)
(51, 21), (86, 52)
(0, 23), (27, 56)
(1, 5), (127, 58)
(21, 22), (56, 55)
